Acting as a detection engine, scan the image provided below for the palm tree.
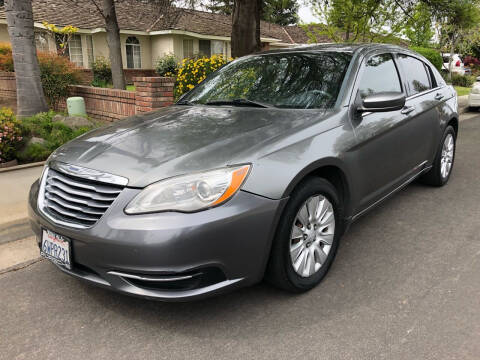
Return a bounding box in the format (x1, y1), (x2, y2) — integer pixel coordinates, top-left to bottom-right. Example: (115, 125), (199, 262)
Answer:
(5, 0), (48, 117)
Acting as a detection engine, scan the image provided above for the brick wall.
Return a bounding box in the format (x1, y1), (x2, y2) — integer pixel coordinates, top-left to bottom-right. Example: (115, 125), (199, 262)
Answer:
(0, 72), (16, 99)
(0, 72), (175, 122)
(133, 77), (175, 113)
(58, 86), (136, 122)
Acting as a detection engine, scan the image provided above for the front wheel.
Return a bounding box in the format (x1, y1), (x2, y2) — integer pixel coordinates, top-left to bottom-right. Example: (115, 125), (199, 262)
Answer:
(420, 125), (456, 186)
(266, 178), (344, 292)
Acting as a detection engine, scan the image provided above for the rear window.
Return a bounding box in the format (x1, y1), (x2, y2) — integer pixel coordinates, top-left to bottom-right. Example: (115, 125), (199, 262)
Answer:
(397, 54), (431, 95)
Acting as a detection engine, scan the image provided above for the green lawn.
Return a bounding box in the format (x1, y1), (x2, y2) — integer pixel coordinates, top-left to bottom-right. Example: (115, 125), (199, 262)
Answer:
(126, 85), (135, 92)
(454, 86), (472, 96)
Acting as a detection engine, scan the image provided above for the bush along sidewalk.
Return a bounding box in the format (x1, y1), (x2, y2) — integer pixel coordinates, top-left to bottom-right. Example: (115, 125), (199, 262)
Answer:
(0, 108), (100, 166)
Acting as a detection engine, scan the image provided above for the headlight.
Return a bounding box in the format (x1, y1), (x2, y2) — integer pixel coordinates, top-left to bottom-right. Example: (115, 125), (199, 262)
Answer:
(125, 165), (251, 214)
(471, 86), (480, 94)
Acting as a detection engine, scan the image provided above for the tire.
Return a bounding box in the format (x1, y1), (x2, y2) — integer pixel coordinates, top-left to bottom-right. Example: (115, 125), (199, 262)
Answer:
(420, 125), (456, 186)
(266, 177), (344, 292)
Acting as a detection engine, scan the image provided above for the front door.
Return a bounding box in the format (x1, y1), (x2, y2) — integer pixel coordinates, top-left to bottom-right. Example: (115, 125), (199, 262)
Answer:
(349, 52), (420, 212)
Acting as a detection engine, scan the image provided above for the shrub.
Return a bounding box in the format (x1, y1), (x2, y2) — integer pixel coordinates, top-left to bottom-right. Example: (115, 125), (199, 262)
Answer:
(175, 54), (232, 98)
(155, 54), (178, 77)
(410, 46), (443, 71)
(0, 43), (14, 72)
(92, 56), (112, 84)
(0, 107), (23, 163)
(464, 55), (480, 67)
(17, 110), (95, 163)
(37, 52), (81, 109)
(450, 73), (476, 87)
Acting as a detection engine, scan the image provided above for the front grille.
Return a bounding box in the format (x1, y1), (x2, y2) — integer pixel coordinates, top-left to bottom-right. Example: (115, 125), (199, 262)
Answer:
(41, 168), (124, 227)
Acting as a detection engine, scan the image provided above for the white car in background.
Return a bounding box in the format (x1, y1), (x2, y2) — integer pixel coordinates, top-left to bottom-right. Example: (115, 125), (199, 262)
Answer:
(468, 76), (480, 110)
(442, 53), (470, 75)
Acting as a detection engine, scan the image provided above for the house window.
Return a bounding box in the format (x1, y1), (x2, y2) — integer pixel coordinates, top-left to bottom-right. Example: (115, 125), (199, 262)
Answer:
(211, 40), (225, 56)
(183, 39), (194, 59)
(35, 32), (50, 52)
(126, 36), (141, 69)
(86, 35), (94, 68)
(68, 34), (83, 67)
(199, 40), (211, 57)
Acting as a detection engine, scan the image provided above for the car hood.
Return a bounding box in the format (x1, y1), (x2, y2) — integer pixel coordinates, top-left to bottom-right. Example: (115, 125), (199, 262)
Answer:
(49, 105), (332, 187)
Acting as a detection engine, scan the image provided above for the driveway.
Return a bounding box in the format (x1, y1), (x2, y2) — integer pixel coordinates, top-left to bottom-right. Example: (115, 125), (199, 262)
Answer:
(1, 115), (480, 360)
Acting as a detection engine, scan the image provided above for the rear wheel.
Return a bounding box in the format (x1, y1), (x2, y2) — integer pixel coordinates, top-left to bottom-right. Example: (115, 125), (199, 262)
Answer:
(266, 177), (344, 292)
(420, 125), (456, 186)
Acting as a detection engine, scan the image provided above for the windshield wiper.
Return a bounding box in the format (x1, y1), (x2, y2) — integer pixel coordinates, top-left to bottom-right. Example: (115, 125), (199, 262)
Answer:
(205, 99), (274, 108)
(176, 100), (196, 106)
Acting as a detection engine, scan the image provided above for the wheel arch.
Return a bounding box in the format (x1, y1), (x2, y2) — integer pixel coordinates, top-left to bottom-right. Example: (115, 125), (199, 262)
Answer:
(281, 159), (353, 218)
(447, 117), (459, 138)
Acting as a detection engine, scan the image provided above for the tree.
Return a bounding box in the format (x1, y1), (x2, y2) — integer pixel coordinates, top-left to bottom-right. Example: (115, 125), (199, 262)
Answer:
(231, 0), (262, 57)
(207, 0), (299, 25)
(263, 0), (299, 25)
(5, 0), (48, 117)
(403, 2), (434, 47)
(432, 0), (480, 80)
(306, 0), (404, 43)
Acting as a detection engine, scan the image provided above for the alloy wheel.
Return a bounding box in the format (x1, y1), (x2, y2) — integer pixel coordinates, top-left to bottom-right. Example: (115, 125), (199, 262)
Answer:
(289, 195), (335, 278)
(440, 133), (454, 179)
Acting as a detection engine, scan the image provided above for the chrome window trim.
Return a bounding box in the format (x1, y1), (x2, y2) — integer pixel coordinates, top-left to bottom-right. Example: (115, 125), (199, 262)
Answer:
(49, 161), (129, 187)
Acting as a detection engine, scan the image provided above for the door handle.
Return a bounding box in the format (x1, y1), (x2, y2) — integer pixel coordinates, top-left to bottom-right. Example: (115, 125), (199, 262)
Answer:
(401, 106), (415, 115)
(435, 93), (444, 100)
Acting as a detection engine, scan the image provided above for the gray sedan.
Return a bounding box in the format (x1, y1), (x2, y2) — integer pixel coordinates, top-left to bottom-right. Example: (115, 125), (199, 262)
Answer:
(28, 44), (458, 300)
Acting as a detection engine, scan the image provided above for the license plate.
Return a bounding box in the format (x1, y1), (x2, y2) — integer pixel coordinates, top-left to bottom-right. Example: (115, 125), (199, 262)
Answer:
(41, 229), (71, 269)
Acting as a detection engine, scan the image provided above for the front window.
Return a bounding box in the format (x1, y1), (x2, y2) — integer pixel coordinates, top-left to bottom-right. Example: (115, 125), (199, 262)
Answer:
(126, 36), (141, 69)
(358, 53), (402, 99)
(86, 35), (94, 68)
(182, 52), (352, 109)
(199, 40), (211, 57)
(183, 39), (194, 59)
(68, 34), (83, 67)
(35, 31), (50, 52)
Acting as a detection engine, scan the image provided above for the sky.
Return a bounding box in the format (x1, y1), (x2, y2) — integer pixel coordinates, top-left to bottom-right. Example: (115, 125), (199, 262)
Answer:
(298, 5), (320, 24)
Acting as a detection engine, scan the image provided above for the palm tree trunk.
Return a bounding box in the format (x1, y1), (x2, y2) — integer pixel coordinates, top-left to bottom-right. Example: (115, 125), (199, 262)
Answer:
(102, 0), (126, 89)
(231, 0), (261, 57)
(5, 0), (48, 117)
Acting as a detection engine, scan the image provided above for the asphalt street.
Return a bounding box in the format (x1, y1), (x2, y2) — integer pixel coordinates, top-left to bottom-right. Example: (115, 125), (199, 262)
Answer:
(1, 114), (480, 360)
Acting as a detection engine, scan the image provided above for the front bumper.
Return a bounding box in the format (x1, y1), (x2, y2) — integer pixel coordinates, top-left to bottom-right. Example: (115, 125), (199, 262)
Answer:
(468, 93), (480, 107)
(29, 180), (286, 301)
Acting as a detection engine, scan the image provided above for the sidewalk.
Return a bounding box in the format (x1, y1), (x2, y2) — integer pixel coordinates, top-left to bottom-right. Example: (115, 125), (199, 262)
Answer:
(0, 165), (43, 272)
(0, 165), (43, 226)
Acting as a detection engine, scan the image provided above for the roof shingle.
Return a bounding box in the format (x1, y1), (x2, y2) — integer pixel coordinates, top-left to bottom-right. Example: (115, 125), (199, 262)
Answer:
(0, 0), (310, 44)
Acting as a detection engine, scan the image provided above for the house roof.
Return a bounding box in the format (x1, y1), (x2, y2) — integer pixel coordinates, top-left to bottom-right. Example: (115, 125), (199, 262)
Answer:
(0, 0), (310, 44)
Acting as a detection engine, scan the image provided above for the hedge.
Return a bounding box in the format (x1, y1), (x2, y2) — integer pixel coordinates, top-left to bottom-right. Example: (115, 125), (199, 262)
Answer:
(410, 47), (443, 71)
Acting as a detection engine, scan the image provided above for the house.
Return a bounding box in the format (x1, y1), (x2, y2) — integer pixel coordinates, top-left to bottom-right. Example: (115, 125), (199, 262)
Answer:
(0, 0), (309, 71)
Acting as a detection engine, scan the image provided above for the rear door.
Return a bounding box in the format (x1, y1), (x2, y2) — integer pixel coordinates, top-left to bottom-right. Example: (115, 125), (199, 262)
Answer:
(395, 53), (440, 167)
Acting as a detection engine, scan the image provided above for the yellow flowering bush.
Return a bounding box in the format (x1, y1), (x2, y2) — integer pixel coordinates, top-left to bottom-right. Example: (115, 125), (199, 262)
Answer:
(175, 54), (233, 98)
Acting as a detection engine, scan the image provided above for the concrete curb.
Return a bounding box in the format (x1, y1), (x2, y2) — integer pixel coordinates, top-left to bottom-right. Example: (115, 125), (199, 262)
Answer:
(0, 161), (45, 174)
(0, 257), (43, 276)
(0, 218), (33, 245)
(458, 95), (469, 114)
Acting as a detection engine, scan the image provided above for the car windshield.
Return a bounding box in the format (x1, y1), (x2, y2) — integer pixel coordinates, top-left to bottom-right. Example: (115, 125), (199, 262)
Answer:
(180, 52), (352, 109)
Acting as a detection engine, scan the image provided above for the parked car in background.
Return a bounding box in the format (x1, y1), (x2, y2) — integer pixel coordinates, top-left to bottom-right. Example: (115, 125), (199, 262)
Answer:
(468, 76), (480, 110)
(442, 53), (470, 75)
(29, 44), (459, 301)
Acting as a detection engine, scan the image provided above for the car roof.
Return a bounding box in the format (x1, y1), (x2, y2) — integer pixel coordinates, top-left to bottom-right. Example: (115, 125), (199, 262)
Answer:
(262, 43), (411, 56)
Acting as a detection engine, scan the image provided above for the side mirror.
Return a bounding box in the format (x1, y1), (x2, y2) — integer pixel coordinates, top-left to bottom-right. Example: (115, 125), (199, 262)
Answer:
(357, 92), (406, 113)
